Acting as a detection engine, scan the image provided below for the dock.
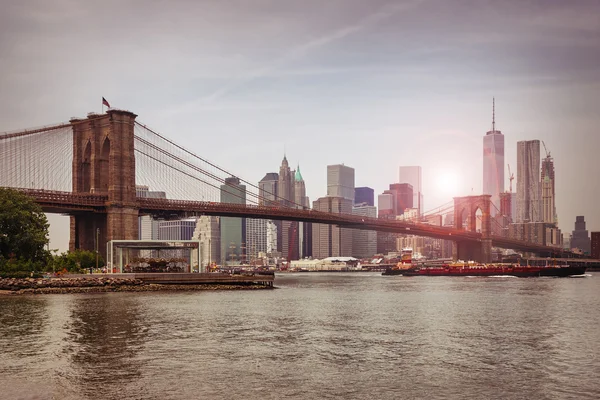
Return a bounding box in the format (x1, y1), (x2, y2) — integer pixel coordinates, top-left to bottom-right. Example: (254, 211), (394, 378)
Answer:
(69, 272), (275, 287)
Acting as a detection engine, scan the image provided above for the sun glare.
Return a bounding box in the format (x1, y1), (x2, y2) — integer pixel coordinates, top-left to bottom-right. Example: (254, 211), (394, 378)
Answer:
(436, 170), (459, 197)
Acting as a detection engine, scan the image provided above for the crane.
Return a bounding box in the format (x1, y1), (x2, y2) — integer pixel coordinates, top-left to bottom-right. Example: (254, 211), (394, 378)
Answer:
(542, 140), (551, 158)
(508, 164), (514, 193)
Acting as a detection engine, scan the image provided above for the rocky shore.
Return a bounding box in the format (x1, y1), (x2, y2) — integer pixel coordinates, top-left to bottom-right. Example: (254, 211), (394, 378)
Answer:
(0, 277), (273, 295)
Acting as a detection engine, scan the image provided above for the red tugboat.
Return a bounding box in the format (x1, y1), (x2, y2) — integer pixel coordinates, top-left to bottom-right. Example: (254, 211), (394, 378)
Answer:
(381, 248), (416, 276)
(383, 250), (587, 277)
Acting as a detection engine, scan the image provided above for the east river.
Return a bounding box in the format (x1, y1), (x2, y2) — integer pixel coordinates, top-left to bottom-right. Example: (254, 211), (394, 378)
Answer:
(1, 273), (599, 399)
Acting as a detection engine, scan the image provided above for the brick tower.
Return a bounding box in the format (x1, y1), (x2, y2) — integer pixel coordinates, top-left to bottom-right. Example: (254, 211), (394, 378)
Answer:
(69, 110), (139, 259)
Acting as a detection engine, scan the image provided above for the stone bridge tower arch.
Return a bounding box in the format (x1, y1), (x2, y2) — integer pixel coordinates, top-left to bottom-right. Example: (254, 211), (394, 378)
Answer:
(453, 195), (492, 262)
(69, 110), (139, 259)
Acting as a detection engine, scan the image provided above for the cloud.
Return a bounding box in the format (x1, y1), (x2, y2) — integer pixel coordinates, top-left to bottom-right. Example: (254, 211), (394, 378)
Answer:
(200, 0), (425, 103)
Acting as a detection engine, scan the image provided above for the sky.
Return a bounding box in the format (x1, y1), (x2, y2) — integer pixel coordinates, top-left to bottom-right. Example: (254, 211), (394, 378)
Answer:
(1, 0), (599, 251)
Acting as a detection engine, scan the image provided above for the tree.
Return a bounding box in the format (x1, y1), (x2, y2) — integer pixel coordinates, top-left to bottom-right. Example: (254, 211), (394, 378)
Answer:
(47, 250), (105, 273)
(0, 188), (49, 264)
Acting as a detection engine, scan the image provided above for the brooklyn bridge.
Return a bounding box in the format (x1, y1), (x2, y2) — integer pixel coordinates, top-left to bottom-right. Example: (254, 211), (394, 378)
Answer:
(0, 109), (585, 262)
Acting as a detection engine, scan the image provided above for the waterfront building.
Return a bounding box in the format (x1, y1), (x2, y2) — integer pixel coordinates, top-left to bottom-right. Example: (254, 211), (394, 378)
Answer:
(327, 164), (355, 202)
(158, 219), (198, 241)
(399, 166), (423, 216)
(136, 185), (166, 240)
(483, 99), (504, 216)
(266, 220), (278, 254)
(138, 216), (159, 240)
(570, 216), (591, 254)
(591, 232), (600, 259)
(397, 235), (425, 256)
(192, 216), (220, 268)
(246, 218), (268, 263)
(397, 208), (418, 222)
(352, 205), (377, 258)
(354, 187), (374, 206)
(312, 196), (353, 259)
(220, 176), (246, 265)
(508, 222), (562, 247)
(516, 140), (541, 222)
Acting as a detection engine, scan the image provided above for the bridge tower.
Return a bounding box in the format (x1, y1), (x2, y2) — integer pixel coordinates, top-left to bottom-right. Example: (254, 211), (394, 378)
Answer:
(453, 195), (492, 262)
(69, 110), (139, 259)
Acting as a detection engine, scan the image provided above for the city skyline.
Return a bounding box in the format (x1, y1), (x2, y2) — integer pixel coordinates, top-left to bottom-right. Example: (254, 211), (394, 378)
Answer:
(1, 0), (598, 250)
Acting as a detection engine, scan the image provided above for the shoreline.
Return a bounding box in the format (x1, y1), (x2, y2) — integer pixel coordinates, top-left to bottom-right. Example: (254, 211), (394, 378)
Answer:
(0, 277), (274, 295)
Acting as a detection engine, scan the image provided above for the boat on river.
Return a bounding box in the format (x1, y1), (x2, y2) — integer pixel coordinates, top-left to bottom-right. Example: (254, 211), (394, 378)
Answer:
(382, 249), (587, 277)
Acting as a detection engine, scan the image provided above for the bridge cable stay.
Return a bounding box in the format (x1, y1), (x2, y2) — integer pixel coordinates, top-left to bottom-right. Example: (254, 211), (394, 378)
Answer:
(0, 125), (73, 192)
(134, 133), (267, 206)
(134, 122), (311, 211)
(134, 146), (262, 206)
(134, 122), (464, 226)
(419, 201), (455, 220)
(399, 201), (455, 225)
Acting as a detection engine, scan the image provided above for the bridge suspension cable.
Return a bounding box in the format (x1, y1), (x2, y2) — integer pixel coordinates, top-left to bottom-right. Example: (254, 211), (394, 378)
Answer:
(0, 125), (73, 192)
(134, 121), (309, 210)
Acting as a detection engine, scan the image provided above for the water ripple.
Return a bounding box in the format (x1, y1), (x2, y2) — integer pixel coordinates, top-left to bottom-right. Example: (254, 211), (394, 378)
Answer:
(1, 275), (599, 399)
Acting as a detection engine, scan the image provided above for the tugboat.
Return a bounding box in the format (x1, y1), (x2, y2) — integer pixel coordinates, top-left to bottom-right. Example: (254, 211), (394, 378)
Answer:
(382, 248), (415, 276)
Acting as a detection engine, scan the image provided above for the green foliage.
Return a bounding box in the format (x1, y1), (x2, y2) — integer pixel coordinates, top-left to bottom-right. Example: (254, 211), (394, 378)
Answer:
(48, 249), (105, 273)
(0, 255), (46, 276)
(0, 188), (49, 264)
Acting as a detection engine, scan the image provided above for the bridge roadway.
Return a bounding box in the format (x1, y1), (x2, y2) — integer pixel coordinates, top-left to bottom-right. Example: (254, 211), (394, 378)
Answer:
(14, 188), (582, 258)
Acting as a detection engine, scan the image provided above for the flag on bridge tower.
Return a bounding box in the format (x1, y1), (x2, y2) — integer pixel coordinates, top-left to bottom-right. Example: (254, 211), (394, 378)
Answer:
(102, 97), (110, 108)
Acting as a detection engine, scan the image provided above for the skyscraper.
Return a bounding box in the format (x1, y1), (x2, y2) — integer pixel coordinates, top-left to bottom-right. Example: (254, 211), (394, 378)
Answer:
(293, 165), (310, 259)
(541, 154), (557, 224)
(591, 232), (600, 259)
(377, 192), (397, 254)
(136, 185), (166, 240)
(388, 183), (413, 215)
(516, 140), (541, 222)
(327, 164), (355, 201)
(246, 218), (268, 262)
(258, 172), (278, 206)
(483, 98), (504, 216)
(278, 156), (294, 207)
(570, 216), (591, 254)
(352, 204), (377, 258)
(220, 176), (246, 265)
(278, 155), (295, 260)
(158, 219), (198, 240)
(255, 172), (279, 258)
(398, 166), (422, 216)
(312, 196), (353, 258)
(354, 187), (374, 206)
(193, 216), (220, 269)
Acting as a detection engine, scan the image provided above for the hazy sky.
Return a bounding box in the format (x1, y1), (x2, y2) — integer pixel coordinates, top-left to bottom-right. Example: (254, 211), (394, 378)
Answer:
(1, 0), (599, 251)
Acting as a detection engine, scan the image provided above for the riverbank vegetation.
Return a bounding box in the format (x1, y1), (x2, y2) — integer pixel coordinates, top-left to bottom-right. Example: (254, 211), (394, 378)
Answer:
(0, 188), (104, 277)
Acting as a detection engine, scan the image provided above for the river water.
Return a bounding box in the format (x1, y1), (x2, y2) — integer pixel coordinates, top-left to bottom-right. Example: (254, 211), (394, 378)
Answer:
(1, 273), (599, 399)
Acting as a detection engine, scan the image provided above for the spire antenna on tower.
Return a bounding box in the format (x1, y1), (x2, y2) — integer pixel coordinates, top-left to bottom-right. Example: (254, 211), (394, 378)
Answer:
(492, 97), (496, 132)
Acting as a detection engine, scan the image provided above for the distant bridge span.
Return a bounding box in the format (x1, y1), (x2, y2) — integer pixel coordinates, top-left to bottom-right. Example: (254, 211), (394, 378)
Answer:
(1, 109), (587, 262)
(16, 188), (580, 259)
